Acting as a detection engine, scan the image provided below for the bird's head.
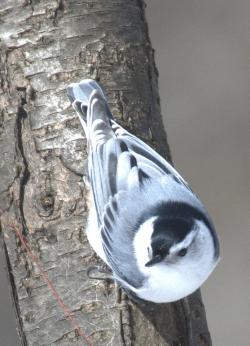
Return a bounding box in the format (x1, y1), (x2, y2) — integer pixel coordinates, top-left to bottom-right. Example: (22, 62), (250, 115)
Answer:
(133, 202), (219, 301)
(145, 215), (197, 267)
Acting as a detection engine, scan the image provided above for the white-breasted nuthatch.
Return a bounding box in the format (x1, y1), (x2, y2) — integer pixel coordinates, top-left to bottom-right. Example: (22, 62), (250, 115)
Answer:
(67, 79), (220, 303)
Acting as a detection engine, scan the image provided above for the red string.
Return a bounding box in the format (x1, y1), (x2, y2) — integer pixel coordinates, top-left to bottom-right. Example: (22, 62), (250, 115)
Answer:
(10, 222), (94, 346)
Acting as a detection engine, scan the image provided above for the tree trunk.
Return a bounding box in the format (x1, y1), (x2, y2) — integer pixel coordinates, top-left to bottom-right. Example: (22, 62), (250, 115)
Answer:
(0, 1), (212, 345)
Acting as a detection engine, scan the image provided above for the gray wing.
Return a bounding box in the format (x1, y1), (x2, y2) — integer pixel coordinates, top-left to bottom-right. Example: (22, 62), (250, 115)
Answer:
(88, 120), (194, 289)
(88, 112), (192, 222)
(84, 89), (194, 288)
(110, 120), (192, 190)
(89, 133), (151, 287)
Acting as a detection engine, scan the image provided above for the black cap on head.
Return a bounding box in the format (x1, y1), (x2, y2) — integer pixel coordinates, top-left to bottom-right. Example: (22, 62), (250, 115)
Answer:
(153, 216), (194, 244)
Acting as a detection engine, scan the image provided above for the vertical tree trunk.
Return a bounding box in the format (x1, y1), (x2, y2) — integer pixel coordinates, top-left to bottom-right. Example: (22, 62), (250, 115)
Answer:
(0, 1), (212, 345)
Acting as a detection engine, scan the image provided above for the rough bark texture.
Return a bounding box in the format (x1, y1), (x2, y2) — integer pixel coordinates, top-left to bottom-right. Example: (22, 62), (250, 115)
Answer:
(0, 1), (212, 345)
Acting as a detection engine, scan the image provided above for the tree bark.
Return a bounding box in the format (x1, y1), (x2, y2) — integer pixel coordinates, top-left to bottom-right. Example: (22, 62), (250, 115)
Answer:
(0, 1), (212, 345)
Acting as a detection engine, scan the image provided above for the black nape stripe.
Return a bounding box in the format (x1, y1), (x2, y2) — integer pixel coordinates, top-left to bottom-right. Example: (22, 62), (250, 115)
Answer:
(153, 202), (210, 228)
(153, 214), (194, 243)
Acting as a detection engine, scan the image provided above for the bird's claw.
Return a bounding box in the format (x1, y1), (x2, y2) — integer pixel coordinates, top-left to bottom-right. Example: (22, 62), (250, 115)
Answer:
(86, 265), (113, 282)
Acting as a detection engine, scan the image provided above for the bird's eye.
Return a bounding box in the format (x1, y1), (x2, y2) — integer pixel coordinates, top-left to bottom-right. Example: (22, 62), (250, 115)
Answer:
(177, 248), (187, 257)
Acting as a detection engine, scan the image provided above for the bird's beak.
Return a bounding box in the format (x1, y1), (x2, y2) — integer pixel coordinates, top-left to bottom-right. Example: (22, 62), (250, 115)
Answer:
(145, 254), (162, 267)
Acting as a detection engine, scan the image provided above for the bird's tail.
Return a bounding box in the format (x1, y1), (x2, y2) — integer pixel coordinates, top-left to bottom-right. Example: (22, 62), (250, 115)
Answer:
(67, 79), (113, 138)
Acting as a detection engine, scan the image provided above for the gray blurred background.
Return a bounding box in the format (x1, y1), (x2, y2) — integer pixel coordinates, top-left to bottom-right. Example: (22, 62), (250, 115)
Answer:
(0, 1), (249, 345)
(146, 0), (250, 345)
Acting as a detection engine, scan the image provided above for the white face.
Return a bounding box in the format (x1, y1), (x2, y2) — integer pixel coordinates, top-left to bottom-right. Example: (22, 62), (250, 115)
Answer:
(133, 217), (156, 271)
(133, 218), (218, 303)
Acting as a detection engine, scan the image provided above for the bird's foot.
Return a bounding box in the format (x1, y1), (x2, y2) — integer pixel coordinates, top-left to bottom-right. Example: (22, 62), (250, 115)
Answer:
(86, 265), (113, 283)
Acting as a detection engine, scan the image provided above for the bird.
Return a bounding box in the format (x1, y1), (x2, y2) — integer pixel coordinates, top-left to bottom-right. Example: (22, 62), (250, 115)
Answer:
(66, 79), (220, 303)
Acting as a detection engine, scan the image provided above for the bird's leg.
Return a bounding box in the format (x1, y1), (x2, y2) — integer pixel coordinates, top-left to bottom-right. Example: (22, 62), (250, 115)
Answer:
(86, 265), (113, 283)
